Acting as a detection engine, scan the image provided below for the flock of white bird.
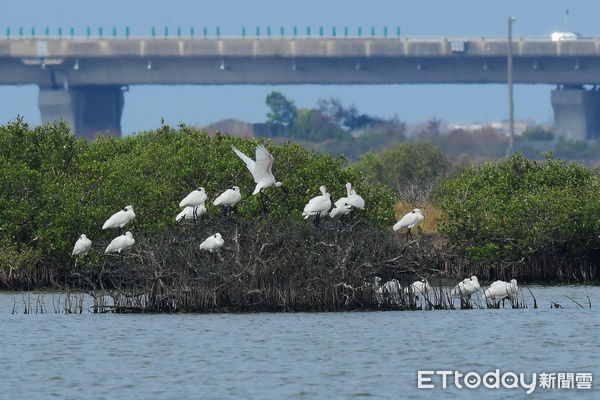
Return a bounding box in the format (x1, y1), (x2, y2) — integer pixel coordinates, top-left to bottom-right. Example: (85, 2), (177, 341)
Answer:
(69, 142), (522, 306)
(372, 275), (520, 305)
(71, 144), (426, 259)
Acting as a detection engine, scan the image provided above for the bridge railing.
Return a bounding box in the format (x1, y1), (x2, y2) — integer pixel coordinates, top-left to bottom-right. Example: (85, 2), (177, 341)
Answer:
(2, 26), (409, 39)
(1, 26), (573, 42)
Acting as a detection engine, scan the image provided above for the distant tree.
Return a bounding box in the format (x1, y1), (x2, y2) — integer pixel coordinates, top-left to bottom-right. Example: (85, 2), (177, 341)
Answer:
(317, 98), (346, 125)
(289, 109), (350, 141)
(424, 118), (442, 136)
(264, 95), (408, 159)
(318, 98), (376, 130)
(520, 126), (554, 141)
(352, 142), (450, 187)
(344, 107), (376, 130)
(266, 92), (297, 129)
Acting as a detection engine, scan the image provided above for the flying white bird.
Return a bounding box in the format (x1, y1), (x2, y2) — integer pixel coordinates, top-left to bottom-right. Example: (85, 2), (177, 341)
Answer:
(179, 187), (208, 208)
(231, 144), (282, 195)
(102, 205), (136, 230)
(330, 182), (365, 218)
(484, 279), (518, 301)
(451, 276), (481, 299)
(302, 186), (332, 224)
(105, 231), (135, 254)
(213, 186), (242, 212)
(72, 234), (92, 257)
(393, 208), (425, 239)
(175, 205), (207, 222)
(200, 233), (225, 252)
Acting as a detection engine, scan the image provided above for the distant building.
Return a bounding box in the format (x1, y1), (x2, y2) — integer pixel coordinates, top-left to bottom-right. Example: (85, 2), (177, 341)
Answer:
(446, 120), (546, 136)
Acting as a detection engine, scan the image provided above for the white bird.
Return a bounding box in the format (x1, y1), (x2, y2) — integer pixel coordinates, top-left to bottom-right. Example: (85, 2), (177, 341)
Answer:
(383, 279), (402, 305)
(231, 144), (282, 195)
(393, 208), (425, 239)
(329, 201), (353, 218)
(406, 279), (431, 296)
(175, 205), (207, 222)
(330, 182), (365, 218)
(72, 234), (92, 257)
(200, 233), (225, 252)
(451, 276), (481, 299)
(373, 276), (382, 288)
(102, 205), (136, 230)
(105, 231), (135, 254)
(302, 186), (332, 224)
(372, 276), (384, 305)
(346, 183), (365, 209)
(484, 279), (518, 301)
(179, 187), (208, 208)
(213, 186), (242, 211)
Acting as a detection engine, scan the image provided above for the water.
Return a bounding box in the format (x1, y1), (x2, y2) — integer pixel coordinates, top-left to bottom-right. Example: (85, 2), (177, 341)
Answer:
(0, 286), (598, 399)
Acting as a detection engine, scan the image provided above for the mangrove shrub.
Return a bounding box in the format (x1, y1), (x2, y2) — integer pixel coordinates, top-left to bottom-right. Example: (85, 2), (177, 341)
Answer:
(0, 119), (395, 279)
(433, 154), (600, 265)
(352, 142), (451, 187)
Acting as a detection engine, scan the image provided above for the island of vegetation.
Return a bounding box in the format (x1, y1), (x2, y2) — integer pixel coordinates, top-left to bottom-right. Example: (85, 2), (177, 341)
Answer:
(0, 117), (598, 312)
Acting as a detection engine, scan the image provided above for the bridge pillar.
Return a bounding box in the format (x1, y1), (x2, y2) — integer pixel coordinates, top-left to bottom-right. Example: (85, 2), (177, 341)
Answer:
(38, 86), (124, 140)
(551, 87), (600, 141)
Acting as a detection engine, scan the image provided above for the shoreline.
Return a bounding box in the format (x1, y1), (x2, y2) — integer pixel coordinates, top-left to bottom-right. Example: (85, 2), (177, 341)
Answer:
(2, 225), (598, 295)
(1, 284), (595, 314)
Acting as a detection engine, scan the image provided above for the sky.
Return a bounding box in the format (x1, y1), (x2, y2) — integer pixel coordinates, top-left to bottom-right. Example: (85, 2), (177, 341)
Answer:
(1, 0), (597, 135)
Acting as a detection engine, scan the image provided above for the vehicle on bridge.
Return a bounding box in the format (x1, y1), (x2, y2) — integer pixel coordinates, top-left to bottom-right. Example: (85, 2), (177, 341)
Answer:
(551, 31), (580, 41)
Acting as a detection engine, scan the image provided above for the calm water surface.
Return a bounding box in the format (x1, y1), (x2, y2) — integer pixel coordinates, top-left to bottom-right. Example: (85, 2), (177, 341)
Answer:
(0, 286), (598, 399)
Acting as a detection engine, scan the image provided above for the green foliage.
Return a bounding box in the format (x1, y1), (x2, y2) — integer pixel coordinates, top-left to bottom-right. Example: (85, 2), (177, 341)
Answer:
(263, 94), (406, 160)
(317, 98), (377, 130)
(0, 118), (85, 272)
(465, 243), (500, 263)
(433, 154), (600, 264)
(352, 142), (451, 187)
(289, 109), (350, 141)
(544, 138), (600, 161)
(0, 242), (42, 273)
(520, 126), (554, 141)
(0, 119), (395, 273)
(266, 91), (297, 128)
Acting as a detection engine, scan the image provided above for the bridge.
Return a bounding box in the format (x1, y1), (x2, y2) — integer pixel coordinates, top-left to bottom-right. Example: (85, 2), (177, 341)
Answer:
(2, 37), (600, 140)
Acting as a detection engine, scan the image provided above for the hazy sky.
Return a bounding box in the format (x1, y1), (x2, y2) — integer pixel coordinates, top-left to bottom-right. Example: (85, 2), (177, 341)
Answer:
(1, 0), (597, 134)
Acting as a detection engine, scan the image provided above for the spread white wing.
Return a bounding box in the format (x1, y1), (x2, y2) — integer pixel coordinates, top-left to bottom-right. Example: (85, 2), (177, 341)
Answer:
(254, 145), (274, 182)
(232, 145), (258, 179)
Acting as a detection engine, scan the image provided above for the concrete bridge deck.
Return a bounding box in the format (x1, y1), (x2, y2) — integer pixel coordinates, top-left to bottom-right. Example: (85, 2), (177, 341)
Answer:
(2, 38), (600, 85)
(1, 38), (600, 140)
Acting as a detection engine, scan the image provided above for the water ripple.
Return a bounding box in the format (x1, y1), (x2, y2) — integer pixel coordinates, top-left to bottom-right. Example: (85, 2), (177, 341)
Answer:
(0, 286), (598, 399)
